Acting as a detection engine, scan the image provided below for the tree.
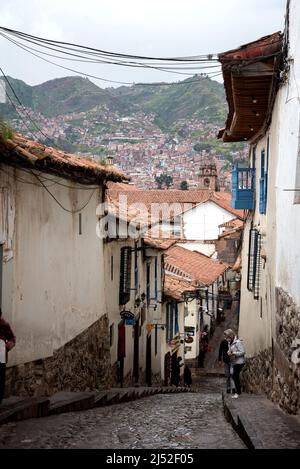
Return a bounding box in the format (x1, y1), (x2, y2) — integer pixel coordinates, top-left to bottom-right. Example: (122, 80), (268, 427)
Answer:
(155, 175), (164, 189)
(180, 180), (188, 190)
(155, 173), (173, 189)
(164, 175), (173, 188)
(193, 142), (212, 153)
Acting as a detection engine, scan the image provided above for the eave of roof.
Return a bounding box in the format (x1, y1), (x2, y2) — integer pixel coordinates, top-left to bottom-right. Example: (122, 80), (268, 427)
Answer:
(165, 245), (228, 286)
(0, 134), (127, 185)
(218, 32), (284, 143)
(164, 273), (196, 301)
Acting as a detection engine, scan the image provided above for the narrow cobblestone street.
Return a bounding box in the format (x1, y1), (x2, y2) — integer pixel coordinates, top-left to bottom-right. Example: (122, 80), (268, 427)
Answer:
(0, 377), (245, 449)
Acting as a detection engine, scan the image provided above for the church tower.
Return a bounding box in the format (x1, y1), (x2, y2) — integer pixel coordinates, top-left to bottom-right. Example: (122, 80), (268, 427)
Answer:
(198, 162), (219, 191)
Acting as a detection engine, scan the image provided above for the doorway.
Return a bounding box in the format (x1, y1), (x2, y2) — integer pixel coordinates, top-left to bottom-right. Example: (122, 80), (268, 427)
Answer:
(118, 320), (126, 387)
(145, 334), (152, 386)
(133, 318), (139, 383)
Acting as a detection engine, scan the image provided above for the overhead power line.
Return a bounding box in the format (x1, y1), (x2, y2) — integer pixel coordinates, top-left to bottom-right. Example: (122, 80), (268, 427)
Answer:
(0, 26), (220, 63)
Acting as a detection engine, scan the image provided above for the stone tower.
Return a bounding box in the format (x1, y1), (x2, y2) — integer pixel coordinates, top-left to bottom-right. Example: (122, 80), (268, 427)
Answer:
(198, 162), (219, 191)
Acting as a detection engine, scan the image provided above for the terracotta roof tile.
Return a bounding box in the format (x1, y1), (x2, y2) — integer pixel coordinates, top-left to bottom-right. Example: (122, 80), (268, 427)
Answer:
(143, 237), (178, 250)
(107, 185), (244, 220)
(165, 245), (227, 286)
(0, 134), (126, 184)
(164, 273), (196, 301)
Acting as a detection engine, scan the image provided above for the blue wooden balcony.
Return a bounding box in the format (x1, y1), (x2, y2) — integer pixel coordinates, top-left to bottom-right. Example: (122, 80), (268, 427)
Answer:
(231, 167), (255, 210)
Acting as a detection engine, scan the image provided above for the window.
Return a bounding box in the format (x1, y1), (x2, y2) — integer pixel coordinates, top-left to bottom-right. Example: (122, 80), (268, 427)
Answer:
(111, 255), (114, 281)
(146, 261), (151, 306)
(231, 166), (255, 210)
(134, 244), (138, 291)
(155, 324), (158, 356)
(174, 302), (179, 335)
(78, 213), (82, 235)
(247, 228), (262, 299)
(166, 303), (170, 342)
(170, 302), (174, 340)
(259, 141), (269, 214)
(154, 257), (158, 300)
(119, 247), (132, 305)
(110, 324), (114, 347)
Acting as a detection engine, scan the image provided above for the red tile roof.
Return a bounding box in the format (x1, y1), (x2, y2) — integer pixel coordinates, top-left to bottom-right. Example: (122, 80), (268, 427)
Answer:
(164, 273), (196, 301)
(219, 218), (244, 229)
(107, 184), (244, 220)
(165, 245), (228, 286)
(143, 236), (178, 250)
(0, 134), (126, 184)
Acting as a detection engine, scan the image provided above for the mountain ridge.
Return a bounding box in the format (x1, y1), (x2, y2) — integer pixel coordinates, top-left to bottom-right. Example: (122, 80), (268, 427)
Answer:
(0, 74), (226, 127)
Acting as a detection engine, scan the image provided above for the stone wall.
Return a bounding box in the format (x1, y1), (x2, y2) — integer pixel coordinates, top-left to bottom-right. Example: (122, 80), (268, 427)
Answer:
(5, 314), (111, 397)
(241, 288), (300, 414)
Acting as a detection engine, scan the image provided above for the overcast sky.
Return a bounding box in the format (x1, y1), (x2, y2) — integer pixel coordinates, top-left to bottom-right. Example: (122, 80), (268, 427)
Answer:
(0, 0), (287, 88)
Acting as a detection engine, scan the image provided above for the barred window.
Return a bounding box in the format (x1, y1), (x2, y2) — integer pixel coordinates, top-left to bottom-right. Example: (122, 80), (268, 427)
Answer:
(247, 228), (262, 299)
(119, 246), (132, 305)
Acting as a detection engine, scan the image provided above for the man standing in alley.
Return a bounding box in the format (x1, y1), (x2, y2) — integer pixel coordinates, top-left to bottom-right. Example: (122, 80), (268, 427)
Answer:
(0, 309), (16, 405)
(218, 331), (233, 394)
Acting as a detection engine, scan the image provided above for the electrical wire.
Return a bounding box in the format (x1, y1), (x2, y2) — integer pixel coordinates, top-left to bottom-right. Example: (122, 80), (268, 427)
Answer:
(0, 26), (219, 62)
(0, 31), (221, 72)
(30, 170), (97, 213)
(0, 34), (221, 86)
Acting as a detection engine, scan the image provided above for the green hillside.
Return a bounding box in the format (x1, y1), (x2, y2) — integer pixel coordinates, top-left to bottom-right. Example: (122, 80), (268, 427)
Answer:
(111, 76), (226, 127)
(0, 75), (226, 128)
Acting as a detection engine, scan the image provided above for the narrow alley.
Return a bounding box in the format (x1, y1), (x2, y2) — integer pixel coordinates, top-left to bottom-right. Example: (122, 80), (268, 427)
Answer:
(0, 377), (245, 449)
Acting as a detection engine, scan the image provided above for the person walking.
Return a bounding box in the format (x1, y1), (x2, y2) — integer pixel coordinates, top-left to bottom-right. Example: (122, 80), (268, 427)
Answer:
(0, 309), (16, 405)
(218, 332), (233, 394)
(173, 356), (183, 387)
(198, 325), (209, 368)
(183, 364), (192, 388)
(224, 329), (245, 399)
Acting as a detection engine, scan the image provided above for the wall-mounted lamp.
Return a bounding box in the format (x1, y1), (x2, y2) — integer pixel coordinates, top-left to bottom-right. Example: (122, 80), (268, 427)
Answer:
(135, 297), (141, 308)
(149, 323), (166, 330)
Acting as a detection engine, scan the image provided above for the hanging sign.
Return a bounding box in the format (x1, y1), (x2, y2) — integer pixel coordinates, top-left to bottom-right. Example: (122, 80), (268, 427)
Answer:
(185, 335), (194, 344)
(120, 310), (135, 320)
(125, 319), (136, 326)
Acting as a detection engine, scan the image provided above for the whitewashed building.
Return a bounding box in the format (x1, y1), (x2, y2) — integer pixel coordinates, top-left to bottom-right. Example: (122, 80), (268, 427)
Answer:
(0, 133), (125, 396)
(218, 0), (300, 414)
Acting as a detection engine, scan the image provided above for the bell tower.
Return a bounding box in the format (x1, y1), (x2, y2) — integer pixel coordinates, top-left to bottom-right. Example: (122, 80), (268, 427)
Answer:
(198, 162), (219, 191)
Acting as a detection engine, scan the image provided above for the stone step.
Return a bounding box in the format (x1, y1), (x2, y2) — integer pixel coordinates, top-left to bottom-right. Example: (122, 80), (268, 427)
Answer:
(93, 391), (108, 407)
(49, 391), (95, 415)
(125, 387), (148, 399)
(109, 389), (130, 403)
(0, 396), (50, 425)
(105, 391), (120, 405)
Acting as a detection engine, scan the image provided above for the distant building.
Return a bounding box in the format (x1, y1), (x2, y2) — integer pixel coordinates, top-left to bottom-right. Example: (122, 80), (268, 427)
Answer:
(198, 162), (219, 191)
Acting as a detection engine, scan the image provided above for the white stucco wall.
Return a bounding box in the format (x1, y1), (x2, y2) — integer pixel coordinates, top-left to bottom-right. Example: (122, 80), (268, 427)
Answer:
(1, 167), (106, 366)
(238, 1), (300, 354)
(104, 238), (163, 381)
(178, 242), (216, 257)
(183, 201), (236, 240)
(275, 0), (300, 306)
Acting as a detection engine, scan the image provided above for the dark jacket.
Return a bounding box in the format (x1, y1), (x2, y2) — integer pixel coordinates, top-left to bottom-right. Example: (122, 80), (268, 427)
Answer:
(184, 366), (192, 386)
(0, 317), (16, 362)
(218, 339), (230, 363)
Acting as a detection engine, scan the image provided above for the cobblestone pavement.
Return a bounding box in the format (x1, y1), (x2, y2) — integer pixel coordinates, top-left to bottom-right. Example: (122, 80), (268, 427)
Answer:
(0, 377), (245, 449)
